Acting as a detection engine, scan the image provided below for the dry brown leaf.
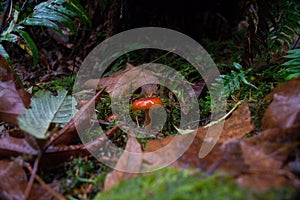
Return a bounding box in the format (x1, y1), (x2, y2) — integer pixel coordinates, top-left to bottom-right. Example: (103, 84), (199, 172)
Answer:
(146, 102), (254, 168)
(0, 160), (56, 200)
(262, 77), (300, 129)
(84, 63), (159, 95)
(0, 80), (25, 125)
(104, 135), (142, 190)
(235, 126), (300, 191)
(0, 55), (31, 125)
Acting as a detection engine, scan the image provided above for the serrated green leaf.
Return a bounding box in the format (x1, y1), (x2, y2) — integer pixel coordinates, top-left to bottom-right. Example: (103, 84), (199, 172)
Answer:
(16, 29), (38, 67)
(52, 95), (78, 126)
(18, 89), (77, 139)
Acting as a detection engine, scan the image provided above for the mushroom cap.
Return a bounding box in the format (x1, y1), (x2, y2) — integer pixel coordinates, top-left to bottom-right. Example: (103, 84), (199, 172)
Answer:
(132, 97), (163, 111)
(106, 113), (119, 122)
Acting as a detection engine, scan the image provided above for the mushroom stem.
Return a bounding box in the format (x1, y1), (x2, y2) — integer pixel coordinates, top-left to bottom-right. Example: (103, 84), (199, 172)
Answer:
(144, 110), (151, 131)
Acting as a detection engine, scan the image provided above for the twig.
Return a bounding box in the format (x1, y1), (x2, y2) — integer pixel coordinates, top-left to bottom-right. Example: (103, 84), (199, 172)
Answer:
(34, 173), (67, 200)
(204, 101), (243, 128)
(24, 160), (67, 200)
(147, 48), (176, 65)
(23, 153), (41, 200)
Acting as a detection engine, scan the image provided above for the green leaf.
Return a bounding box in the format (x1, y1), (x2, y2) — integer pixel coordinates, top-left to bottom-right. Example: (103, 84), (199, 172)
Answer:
(32, 10), (76, 33)
(0, 33), (19, 43)
(15, 29), (39, 67)
(20, 18), (62, 34)
(18, 89), (77, 139)
(0, 44), (12, 66)
(212, 62), (257, 97)
(68, 0), (91, 26)
(52, 95), (78, 126)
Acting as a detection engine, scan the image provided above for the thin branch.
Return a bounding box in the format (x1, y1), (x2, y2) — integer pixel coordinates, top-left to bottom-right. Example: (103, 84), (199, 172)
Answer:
(23, 153), (41, 200)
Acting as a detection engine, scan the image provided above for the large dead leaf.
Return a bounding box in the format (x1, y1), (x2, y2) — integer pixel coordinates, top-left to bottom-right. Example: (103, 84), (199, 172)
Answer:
(144, 94), (300, 192)
(0, 160), (57, 200)
(0, 80), (26, 125)
(0, 55), (30, 125)
(146, 102), (254, 157)
(262, 77), (300, 129)
(84, 63), (159, 95)
(235, 126), (300, 191)
(104, 135), (142, 190)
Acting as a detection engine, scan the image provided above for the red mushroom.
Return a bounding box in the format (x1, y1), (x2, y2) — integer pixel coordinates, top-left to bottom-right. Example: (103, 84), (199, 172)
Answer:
(106, 113), (119, 122)
(132, 97), (163, 128)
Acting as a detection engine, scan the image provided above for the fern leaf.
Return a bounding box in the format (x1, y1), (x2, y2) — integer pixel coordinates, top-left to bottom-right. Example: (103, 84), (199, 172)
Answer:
(18, 89), (78, 139)
(281, 48), (300, 80)
(212, 62), (257, 97)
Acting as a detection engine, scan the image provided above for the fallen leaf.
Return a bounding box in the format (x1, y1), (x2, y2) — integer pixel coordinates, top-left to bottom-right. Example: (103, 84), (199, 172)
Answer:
(0, 160), (57, 200)
(104, 135), (142, 190)
(0, 136), (38, 157)
(0, 81), (25, 125)
(0, 55), (30, 125)
(262, 77), (300, 129)
(84, 63), (159, 95)
(146, 102), (254, 168)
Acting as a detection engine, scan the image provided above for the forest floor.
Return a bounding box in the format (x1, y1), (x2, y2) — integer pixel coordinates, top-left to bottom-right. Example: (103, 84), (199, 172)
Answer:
(0, 4), (300, 199)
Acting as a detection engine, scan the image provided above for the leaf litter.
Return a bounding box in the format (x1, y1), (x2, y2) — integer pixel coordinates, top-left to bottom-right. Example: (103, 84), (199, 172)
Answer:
(0, 60), (300, 198)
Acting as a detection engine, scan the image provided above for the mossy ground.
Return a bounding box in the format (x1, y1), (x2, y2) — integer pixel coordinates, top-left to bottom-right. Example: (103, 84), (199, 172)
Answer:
(95, 168), (296, 200)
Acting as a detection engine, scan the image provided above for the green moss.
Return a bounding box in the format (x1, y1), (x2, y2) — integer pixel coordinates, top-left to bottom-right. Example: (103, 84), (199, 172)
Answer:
(31, 76), (75, 94)
(94, 168), (296, 200)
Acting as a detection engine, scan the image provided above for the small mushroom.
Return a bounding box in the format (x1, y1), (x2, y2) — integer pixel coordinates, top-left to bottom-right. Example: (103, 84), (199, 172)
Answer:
(132, 97), (163, 128)
(106, 113), (119, 122)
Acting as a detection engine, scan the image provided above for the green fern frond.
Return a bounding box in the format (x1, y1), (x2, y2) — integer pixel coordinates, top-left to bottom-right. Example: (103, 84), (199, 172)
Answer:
(280, 48), (300, 80)
(268, 1), (300, 54)
(212, 62), (257, 97)
(246, 0), (300, 62)
(0, 0), (90, 68)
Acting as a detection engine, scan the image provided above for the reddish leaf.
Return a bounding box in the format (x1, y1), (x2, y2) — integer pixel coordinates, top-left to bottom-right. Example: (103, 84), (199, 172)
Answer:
(0, 160), (57, 200)
(262, 77), (300, 129)
(0, 81), (25, 125)
(104, 135), (142, 190)
(0, 55), (31, 124)
(146, 102), (254, 161)
(0, 136), (38, 157)
(145, 99), (300, 191)
(0, 55), (14, 82)
(84, 63), (159, 95)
